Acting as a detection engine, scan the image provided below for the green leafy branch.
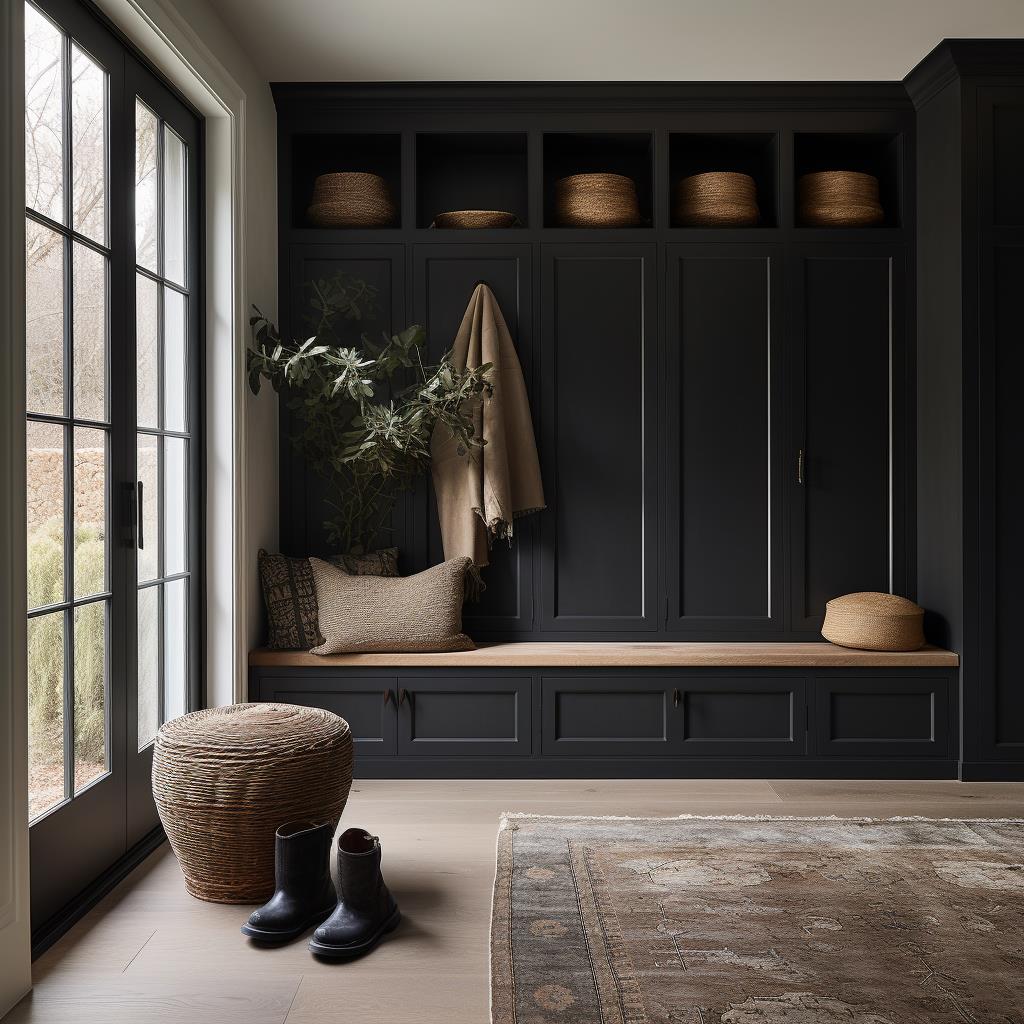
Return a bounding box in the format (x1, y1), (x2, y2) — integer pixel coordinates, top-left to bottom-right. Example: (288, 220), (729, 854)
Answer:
(247, 273), (491, 553)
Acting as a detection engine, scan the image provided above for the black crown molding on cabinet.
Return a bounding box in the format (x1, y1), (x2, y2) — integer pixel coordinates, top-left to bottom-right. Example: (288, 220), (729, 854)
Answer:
(271, 81), (915, 114)
(905, 39), (1024, 108)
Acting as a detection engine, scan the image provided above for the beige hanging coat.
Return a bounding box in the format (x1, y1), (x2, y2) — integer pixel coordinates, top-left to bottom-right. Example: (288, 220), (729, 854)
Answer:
(430, 283), (545, 584)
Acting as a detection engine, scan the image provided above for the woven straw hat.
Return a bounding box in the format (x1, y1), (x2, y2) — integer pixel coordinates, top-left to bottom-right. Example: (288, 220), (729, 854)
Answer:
(306, 172), (396, 227)
(673, 171), (760, 227)
(797, 170), (884, 227)
(821, 592), (925, 651)
(554, 173), (641, 227)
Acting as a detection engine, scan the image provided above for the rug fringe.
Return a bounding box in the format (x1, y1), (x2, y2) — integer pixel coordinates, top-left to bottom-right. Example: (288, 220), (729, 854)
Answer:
(498, 812), (1024, 825)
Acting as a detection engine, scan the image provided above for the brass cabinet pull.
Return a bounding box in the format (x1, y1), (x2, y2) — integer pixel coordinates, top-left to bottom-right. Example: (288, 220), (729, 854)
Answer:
(398, 688), (409, 707)
(383, 689), (393, 707)
(797, 448), (805, 485)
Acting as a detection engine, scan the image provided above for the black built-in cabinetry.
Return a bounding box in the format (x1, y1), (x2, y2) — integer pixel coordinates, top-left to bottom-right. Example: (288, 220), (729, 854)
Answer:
(267, 71), (1020, 779)
(908, 42), (1024, 780)
(273, 84), (915, 642)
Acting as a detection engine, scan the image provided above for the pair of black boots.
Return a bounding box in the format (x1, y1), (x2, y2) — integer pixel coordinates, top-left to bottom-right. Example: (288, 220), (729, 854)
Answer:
(241, 823), (400, 959)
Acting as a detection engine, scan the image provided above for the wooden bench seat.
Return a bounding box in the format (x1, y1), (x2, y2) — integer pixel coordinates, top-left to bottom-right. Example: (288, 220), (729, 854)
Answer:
(249, 642), (958, 669)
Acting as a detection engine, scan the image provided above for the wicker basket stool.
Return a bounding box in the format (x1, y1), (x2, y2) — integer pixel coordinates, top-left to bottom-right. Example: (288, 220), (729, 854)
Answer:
(152, 703), (353, 903)
(821, 592), (925, 652)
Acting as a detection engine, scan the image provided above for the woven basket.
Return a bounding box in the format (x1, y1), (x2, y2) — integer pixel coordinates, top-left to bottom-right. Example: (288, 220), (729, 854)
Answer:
(306, 172), (396, 227)
(553, 173), (641, 227)
(797, 170), (884, 227)
(152, 703), (354, 903)
(673, 171), (760, 227)
(821, 592), (925, 651)
(432, 209), (519, 229)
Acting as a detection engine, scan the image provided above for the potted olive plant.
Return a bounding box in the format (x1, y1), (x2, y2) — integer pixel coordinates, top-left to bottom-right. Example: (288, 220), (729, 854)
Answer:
(247, 272), (490, 553)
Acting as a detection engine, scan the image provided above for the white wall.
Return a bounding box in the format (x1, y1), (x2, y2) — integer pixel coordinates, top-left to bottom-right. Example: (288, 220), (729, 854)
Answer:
(98, 0), (279, 700)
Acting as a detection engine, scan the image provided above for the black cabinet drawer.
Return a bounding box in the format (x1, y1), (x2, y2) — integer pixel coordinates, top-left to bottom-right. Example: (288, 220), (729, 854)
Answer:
(542, 676), (672, 756)
(398, 676), (532, 756)
(255, 674), (398, 756)
(679, 676), (806, 756)
(812, 676), (952, 757)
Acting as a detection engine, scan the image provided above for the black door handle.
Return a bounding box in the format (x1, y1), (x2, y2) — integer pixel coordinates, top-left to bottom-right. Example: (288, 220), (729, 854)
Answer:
(136, 480), (145, 549)
(122, 481), (137, 546)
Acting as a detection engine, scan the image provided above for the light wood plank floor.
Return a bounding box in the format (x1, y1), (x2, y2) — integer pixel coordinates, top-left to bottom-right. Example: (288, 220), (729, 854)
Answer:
(7, 779), (1024, 1023)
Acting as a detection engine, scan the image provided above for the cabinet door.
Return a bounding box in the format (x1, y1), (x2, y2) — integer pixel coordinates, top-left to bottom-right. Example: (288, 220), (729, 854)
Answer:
(539, 245), (658, 631)
(666, 247), (783, 633)
(974, 89), (1024, 763)
(677, 676), (806, 756)
(254, 672), (398, 756)
(811, 675), (952, 758)
(281, 245), (409, 562)
(541, 675), (673, 756)
(412, 244), (534, 634)
(397, 676), (532, 756)
(790, 247), (907, 632)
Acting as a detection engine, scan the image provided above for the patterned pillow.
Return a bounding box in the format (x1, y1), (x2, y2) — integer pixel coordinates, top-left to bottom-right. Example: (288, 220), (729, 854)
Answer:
(258, 547), (399, 650)
(308, 556), (475, 654)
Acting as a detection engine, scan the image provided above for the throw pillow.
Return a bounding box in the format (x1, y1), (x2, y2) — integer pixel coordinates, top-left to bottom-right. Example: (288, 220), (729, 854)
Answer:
(258, 547), (400, 650)
(308, 556), (475, 654)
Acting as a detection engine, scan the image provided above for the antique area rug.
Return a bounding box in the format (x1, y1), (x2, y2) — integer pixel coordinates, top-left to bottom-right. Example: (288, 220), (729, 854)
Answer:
(490, 814), (1024, 1024)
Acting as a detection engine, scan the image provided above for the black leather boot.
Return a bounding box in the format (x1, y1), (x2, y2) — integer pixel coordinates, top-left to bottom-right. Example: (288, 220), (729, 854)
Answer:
(308, 828), (401, 959)
(241, 821), (337, 943)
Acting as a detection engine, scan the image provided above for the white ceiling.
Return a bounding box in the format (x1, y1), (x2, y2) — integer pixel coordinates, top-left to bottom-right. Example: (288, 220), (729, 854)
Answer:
(204, 0), (1024, 83)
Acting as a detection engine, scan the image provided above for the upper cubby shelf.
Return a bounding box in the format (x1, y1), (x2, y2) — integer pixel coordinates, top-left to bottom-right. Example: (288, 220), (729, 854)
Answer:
(669, 133), (778, 228)
(543, 133), (654, 228)
(291, 133), (402, 230)
(794, 132), (901, 228)
(416, 133), (529, 229)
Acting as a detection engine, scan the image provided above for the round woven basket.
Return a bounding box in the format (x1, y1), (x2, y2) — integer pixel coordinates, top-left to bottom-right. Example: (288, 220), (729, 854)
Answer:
(432, 209), (519, 229)
(306, 172), (396, 227)
(673, 171), (760, 227)
(554, 173), (641, 227)
(797, 170), (884, 227)
(152, 703), (353, 903)
(821, 592), (925, 651)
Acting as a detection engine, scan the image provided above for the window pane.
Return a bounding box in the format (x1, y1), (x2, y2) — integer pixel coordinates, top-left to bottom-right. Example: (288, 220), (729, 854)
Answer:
(26, 218), (64, 416)
(134, 99), (158, 272)
(74, 426), (106, 598)
(73, 242), (107, 422)
(24, 4), (64, 223)
(28, 611), (65, 820)
(27, 420), (64, 609)
(164, 288), (186, 431)
(137, 432), (159, 582)
(73, 600), (107, 793)
(71, 44), (106, 244)
(136, 272), (159, 428)
(163, 578), (187, 723)
(137, 585), (159, 749)
(163, 128), (186, 286)
(164, 437), (186, 575)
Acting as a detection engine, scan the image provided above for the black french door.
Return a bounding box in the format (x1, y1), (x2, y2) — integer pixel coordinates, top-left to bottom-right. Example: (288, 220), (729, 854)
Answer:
(24, 0), (201, 930)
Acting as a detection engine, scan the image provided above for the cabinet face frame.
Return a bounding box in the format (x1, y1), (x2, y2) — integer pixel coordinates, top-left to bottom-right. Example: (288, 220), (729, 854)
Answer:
(538, 244), (660, 632)
(664, 245), (785, 633)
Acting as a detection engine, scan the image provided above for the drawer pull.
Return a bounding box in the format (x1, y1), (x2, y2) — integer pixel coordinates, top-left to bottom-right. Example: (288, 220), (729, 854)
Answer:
(673, 688), (680, 708)
(383, 689), (393, 707)
(398, 688), (409, 707)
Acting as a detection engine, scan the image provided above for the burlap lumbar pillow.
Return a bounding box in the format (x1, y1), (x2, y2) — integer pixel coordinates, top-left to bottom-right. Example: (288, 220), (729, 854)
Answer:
(308, 556), (475, 654)
(258, 548), (400, 650)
